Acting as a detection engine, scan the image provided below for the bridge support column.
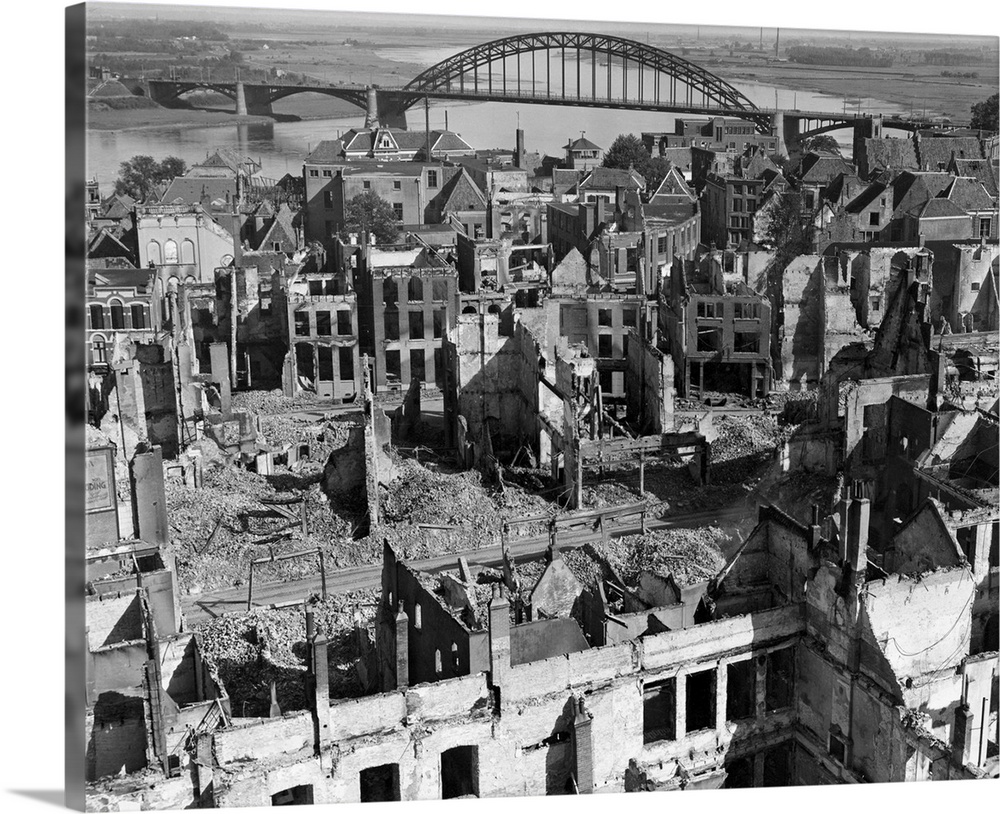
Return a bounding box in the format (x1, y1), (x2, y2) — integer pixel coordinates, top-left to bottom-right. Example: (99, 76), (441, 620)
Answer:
(235, 82), (273, 117)
(772, 111), (787, 160)
(235, 81), (248, 116)
(365, 86), (379, 128)
(852, 114), (882, 173)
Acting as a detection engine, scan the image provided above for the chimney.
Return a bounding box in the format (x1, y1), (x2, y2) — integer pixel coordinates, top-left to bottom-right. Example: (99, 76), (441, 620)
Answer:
(951, 704), (974, 767)
(311, 634), (331, 753)
(595, 197), (605, 227)
(394, 603), (409, 690)
(846, 485), (870, 574)
(515, 128), (525, 169)
(572, 696), (594, 794)
(809, 503), (822, 551)
(488, 585), (511, 710)
(837, 494), (853, 563)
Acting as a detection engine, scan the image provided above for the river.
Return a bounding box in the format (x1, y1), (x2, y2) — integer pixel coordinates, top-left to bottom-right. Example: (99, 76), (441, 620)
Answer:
(86, 46), (911, 196)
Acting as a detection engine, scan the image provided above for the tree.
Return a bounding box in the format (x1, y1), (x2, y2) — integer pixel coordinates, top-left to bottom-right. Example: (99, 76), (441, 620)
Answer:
(602, 134), (650, 177)
(343, 190), (399, 245)
(114, 155), (187, 201)
(801, 135), (841, 155)
(643, 156), (675, 196)
(763, 189), (815, 262)
(970, 93), (999, 132)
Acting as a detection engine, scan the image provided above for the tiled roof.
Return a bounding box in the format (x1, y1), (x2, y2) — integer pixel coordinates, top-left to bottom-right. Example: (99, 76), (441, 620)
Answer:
(951, 158), (998, 199)
(916, 135), (983, 171)
(914, 197), (969, 220)
(942, 177), (995, 212)
(305, 140), (347, 164)
(649, 166), (696, 201)
(863, 138), (918, 173)
(566, 136), (602, 152)
(579, 166), (645, 191)
(891, 172), (955, 217)
(798, 151), (855, 184)
(160, 177), (237, 207)
(88, 266), (153, 292)
(436, 169), (487, 213)
(845, 182), (888, 214)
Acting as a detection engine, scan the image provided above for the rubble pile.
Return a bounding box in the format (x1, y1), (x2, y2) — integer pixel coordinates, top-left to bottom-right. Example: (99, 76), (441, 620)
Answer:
(231, 388), (328, 416)
(195, 589), (377, 716)
(595, 526), (728, 587)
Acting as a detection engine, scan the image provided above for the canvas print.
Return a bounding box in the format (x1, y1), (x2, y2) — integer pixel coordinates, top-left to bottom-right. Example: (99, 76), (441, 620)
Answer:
(77, 2), (998, 809)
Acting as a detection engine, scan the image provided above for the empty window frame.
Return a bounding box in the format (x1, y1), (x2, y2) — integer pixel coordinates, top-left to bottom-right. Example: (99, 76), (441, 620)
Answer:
(440, 746), (479, 799)
(597, 308), (612, 327)
(696, 301), (719, 319)
(294, 312), (311, 337)
(383, 278), (398, 306)
(765, 648), (794, 712)
(623, 307), (637, 328)
(309, 280), (324, 296)
(317, 347), (334, 381)
(315, 311), (332, 336)
(685, 668), (716, 733)
(726, 659), (756, 722)
(734, 331), (760, 354)
(643, 678), (676, 744)
(407, 277), (424, 302)
(432, 309), (446, 339)
(110, 301), (125, 330)
(408, 311), (424, 340)
(432, 279), (449, 301)
(597, 334), (613, 358)
(384, 307), (400, 341)
(433, 348), (444, 388)
(130, 305), (146, 330)
(336, 310), (352, 336)
(734, 302), (760, 320)
(384, 350), (401, 383)
(360, 764), (400, 803)
(89, 304), (105, 330)
(697, 327), (723, 353)
(410, 349), (426, 382)
(271, 785), (314, 806)
(338, 347), (354, 382)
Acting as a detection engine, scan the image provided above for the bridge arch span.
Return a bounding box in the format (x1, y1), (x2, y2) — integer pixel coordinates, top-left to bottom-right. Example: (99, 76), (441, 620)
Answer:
(398, 32), (766, 129)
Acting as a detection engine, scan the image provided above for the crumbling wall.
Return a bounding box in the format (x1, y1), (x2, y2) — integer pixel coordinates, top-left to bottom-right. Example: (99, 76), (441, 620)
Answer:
(777, 256), (823, 390)
(624, 329), (675, 434)
(454, 314), (541, 460)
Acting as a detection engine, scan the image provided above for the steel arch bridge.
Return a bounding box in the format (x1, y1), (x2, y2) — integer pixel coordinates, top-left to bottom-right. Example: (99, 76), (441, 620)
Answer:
(390, 32), (768, 129)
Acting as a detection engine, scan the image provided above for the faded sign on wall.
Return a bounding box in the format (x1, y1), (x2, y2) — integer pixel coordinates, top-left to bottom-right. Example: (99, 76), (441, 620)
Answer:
(85, 447), (115, 513)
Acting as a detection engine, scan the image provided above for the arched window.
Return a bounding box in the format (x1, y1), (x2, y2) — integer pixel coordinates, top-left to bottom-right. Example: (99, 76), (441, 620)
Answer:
(383, 278), (397, 306)
(434, 649), (442, 675)
(414, 603), (422, 630)
(451, 642), (460, 671)
(89, 304), (105, 330)
(163, 239), (179, 264)
(109, 299), (125, 330)
(91, 335), (107, 365)
(220, 254), (234, 267)
(407, 277), (423, 302)
(146, 240), (162, 265)
(462, 305), (477, 315)
(181, 239), (195, 264)
(130, 304), (146, 330)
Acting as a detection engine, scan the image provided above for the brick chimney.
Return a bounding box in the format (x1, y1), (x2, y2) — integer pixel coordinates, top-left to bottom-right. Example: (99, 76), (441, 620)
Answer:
(572, 695), (594, 793)
(488, 585), (511, 710)
(846, 485), (870, 575)
(394, 603), (409, 690)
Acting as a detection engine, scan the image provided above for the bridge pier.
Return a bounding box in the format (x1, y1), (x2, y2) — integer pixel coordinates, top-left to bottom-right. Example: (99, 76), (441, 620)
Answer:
(235, 81), (273, 117)
(365, 86), (379, 128)
(772, 111), (802, 161)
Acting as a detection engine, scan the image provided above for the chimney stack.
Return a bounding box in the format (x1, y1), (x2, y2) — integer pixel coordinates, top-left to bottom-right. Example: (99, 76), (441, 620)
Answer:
(488, 585), (511, 710)
(846, 484), (870, 574)
(515, 128), (525, 169)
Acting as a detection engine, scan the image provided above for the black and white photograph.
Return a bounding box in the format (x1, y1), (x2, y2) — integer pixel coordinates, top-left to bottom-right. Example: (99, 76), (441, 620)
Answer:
(23, 0), (1000, 811)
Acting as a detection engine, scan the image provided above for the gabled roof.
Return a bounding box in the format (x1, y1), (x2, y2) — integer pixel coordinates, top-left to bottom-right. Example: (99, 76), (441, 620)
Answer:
(797, 151), (855, 185)
(890, 171), (955, 217)
(941, 176), (995, 212)
(578, 166), (645, 191)
(889, 499), (965, 575)
(845, 182), (888, 214)
(87, 265), (154, 292)
(160, 177), (237, 208)
(435, 167), (487, 213)
(649, 165), (696, 202)
(913, 196), (969, 220)
(862, 137), (918, 174)
(254, 203), (298, 252)
(949, 158), (998, 199)
(916, 135), (984, 171)
(304, 140), (346, 164)
(100, 193), (135, 220)
(565, 136), (602, 152)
